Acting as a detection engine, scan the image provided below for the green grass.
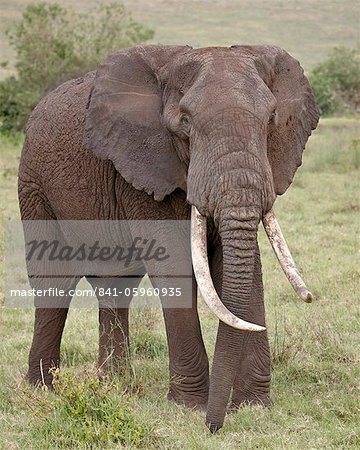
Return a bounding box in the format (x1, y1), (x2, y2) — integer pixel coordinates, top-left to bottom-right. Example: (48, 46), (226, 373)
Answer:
(0, 118), (359, 448)
(0, 0), (359, 78)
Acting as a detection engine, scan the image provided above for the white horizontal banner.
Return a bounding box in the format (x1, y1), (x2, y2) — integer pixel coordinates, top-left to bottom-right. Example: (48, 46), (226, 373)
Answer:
(5, 220), (193, 308)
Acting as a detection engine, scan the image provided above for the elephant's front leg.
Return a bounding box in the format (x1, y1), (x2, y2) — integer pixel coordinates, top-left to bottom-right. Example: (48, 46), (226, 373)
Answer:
(230, 332), (271, 409)
(150, 275), (209, 410)
(231, 248), (271, 408)
(210, 244), (271, 409)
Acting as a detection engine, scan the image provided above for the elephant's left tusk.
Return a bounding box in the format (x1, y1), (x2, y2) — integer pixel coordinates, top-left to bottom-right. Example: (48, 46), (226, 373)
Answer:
(191, 206), (266, 331)
(262, 209), (314, 303)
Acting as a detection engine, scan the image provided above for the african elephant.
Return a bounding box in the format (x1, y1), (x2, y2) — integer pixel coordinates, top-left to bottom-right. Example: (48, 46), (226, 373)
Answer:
(18, 44), (319, 431)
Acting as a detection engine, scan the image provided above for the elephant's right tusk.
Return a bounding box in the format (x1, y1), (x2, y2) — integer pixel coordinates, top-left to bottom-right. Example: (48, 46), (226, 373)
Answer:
(262, 209), (314, 303)
(191, 206), (266, 332)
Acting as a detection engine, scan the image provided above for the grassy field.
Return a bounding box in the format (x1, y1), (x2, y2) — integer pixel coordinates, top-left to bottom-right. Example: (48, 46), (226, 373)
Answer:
(0, 0), (359, 78)
(0, 118), (359, 448)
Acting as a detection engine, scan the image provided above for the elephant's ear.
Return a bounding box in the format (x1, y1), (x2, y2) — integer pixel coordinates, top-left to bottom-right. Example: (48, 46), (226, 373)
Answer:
(252, 46), (319, 195)
(84, 45), (190, 201)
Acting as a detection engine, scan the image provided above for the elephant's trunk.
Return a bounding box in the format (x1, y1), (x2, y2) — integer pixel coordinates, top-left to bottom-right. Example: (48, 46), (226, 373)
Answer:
(205, 201), (263, 432)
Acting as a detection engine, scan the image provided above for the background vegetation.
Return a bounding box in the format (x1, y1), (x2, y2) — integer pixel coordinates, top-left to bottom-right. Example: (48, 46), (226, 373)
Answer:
(0, 0), (359, 448)
(309, 46), (360, 115)
(0, 2), (154, 131)
(0, 1), (359, 132)
(1, 0), (359, 77)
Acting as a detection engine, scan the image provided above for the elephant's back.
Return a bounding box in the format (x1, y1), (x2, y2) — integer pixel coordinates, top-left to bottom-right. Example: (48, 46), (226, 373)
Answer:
(21, 71), (96, 174)
(27, 71), (95, 126)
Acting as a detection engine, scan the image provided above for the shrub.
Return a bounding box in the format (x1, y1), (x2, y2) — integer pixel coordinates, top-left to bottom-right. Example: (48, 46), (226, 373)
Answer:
(0, 2), (154, 132)
(0, 77), (25, 132)
(30, 367), (151, 447)
(309, 46), (360, 116)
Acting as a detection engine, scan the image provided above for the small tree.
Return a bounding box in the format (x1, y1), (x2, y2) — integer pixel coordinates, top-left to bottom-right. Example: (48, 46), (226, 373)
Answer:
(0, 2), (154, 132)
(309, 46), (360, 116)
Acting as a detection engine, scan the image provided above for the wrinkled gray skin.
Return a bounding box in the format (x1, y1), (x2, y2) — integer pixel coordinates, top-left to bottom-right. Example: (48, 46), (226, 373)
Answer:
(18, 45), (319, 431)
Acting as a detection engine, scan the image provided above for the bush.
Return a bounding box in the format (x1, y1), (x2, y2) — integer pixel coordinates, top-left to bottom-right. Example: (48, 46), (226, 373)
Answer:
(0, 2), (154, 132)
(309, 46), (360, 116)
(0, 77), (25, 132)
(30, 368), (151, 447)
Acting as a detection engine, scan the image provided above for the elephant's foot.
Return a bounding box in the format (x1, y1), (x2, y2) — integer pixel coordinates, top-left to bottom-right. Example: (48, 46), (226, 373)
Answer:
(167, 372), (209, 411)
(229, 392), (272, 413)
(97, 356), (132, 381)
(28, 357), (59, 389)
(167, 391), (208, 411)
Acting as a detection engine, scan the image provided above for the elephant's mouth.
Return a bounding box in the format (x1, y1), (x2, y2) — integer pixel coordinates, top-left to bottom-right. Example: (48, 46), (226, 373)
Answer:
(191, 206), (313, 330)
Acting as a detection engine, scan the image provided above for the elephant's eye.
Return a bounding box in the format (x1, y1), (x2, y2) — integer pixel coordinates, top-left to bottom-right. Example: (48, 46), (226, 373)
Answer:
(180, 114), (190, 127)
(268, 110), (276, 125)
(180, 114), (191, 135)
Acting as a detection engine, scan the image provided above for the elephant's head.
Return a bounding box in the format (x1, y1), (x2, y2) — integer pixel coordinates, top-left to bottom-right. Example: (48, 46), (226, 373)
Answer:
(84, 45), (319, 430)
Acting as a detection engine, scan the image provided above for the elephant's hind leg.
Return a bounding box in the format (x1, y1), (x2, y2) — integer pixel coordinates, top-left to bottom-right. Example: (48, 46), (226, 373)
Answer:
(28, 278), (79, 388)
(19, 182), (79, 387)
(86, 276), (142, 375)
